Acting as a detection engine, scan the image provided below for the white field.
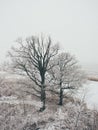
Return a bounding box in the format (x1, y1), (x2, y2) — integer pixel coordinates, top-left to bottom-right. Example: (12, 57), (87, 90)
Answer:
(0, 70), (98, 110)
(84, 81), (98, 109)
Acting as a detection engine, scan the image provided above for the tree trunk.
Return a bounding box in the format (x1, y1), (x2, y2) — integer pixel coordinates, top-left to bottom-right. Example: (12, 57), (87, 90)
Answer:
(40, 84), (46, 112)
(58, 88), (63, 105)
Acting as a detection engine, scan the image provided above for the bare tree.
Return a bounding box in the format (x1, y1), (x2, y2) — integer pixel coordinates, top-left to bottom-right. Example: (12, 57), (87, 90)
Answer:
(49, 52), (86, 105)
(8, 35), (59, 111)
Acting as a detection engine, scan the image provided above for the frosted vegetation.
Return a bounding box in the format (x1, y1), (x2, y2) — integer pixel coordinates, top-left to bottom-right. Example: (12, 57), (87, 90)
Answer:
(0, 79), (98, 130)
(0, 35), (98, 130)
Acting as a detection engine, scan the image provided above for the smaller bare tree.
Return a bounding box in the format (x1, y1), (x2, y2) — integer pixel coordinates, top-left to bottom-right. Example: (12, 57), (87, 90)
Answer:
(48, 52), (86, 105)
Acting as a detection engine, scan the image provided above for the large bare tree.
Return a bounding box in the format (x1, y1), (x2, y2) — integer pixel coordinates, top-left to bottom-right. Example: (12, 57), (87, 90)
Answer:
(9, 35), (59, 111)
(48, 52), (86, 105)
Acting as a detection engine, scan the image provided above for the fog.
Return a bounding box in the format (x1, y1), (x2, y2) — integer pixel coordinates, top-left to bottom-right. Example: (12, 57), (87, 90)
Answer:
(0, 0), (98, 68)
(0, 0), (98, 106)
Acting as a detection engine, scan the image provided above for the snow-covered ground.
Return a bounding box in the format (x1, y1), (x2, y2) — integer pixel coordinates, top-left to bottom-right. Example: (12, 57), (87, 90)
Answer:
(0, 70), (98, 110)
(0, 82), (98, 110)
(0, 96), (41, 107)
(84, 81), (98, 109)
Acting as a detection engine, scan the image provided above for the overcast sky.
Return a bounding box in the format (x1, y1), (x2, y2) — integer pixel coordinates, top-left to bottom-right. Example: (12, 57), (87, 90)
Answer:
(0, 0), (98, 68)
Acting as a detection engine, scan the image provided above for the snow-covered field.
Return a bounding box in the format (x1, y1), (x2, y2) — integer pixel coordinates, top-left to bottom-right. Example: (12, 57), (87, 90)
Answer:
(84, 81), (98, 109)
(0, 82), (98, 110)
(0, 73), (98, 129)
(0, 70), (98, 110)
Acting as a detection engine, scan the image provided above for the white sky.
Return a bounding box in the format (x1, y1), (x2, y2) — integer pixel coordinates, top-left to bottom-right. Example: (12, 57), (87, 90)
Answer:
(0, 0), (98, 67)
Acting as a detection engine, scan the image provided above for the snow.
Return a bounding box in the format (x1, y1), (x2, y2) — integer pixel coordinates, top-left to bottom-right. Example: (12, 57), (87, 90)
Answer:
(0, 100), (40, 106)
(84, 81), (98, 109)
(0, 81), (98, 110)
(0, 96), (17, 100)
(0, 78), (98, 129)
(0, 97), (41, 107)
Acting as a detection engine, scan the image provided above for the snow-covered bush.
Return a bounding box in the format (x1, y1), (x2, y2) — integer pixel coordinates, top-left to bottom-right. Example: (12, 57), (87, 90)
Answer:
(0, 99), (98, 130)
